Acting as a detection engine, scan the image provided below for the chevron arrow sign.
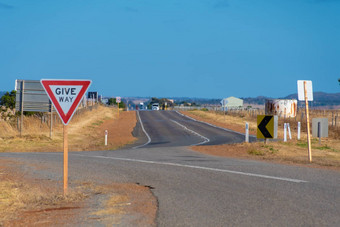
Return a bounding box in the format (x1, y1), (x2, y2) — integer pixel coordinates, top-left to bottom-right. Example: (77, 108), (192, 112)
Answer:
(257, 115), (278, 139)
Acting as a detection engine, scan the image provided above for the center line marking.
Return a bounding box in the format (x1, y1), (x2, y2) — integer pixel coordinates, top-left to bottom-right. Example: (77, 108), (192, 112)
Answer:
(133, 111), (152, 149)
(73, 154), (308, 183)
(170, 119), (210, 146)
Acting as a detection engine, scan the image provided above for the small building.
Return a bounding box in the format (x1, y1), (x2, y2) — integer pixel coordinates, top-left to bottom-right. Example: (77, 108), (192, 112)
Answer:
(221, 97), (243, 111)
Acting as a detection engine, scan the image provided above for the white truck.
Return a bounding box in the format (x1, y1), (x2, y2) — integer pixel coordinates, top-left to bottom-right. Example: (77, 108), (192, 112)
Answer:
(152, 103), (160, 110)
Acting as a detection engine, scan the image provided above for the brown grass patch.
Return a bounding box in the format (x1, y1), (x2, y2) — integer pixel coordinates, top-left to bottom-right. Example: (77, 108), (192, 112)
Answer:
(185, 110), (340, 170)
(0, 159), (88, 226)
(91, 183), (157, 226)
(0, 105), (137, 152)
(0, 159), (157, 226)
(193, 141), (340, 170)
(182, 110), (257, 135)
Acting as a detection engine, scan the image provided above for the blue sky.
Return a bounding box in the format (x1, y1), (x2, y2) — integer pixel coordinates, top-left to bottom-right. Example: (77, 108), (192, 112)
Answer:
(1, 0), (340, 98)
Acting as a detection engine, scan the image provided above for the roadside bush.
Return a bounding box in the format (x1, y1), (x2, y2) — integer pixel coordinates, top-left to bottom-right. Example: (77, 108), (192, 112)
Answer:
(0, 90), (16, 109)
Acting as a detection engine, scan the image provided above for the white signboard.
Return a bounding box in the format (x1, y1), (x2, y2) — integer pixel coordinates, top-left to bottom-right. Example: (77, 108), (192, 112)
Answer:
(41, 79), (92, 125)
(297, 80), (313, 101)
(116, 96), (121, 103)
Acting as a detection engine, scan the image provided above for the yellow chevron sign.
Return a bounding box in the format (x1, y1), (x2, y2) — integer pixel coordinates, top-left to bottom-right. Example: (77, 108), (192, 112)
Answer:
(257, 115), (277, 139)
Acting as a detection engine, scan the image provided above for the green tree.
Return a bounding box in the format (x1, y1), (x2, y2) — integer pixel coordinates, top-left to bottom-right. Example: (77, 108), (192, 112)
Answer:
(147, 97), (174, 109)
(0, 90), (16, 109)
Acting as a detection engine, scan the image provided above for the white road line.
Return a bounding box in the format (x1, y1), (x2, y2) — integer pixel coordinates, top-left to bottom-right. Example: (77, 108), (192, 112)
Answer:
(133, 111), (152, 149)
(176, 111), (255, 138)
(170, 119), (210, 146)
(73, 154), (308, 183)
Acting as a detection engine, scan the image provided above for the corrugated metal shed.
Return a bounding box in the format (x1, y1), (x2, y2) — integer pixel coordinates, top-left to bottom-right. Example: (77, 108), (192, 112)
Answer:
(221, 97), (243, 110)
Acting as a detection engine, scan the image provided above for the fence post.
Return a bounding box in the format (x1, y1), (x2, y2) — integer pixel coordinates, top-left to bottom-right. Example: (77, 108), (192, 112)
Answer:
(318, 122), (321, 145)
(335, 116), (338, 127)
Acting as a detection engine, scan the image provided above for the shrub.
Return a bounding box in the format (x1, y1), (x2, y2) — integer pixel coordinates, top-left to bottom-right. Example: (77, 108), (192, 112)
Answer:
(0, 90), (16, 109)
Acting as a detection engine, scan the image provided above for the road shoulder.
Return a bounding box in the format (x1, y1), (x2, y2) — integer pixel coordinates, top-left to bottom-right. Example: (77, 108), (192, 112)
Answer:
(0, 157), (157, 226)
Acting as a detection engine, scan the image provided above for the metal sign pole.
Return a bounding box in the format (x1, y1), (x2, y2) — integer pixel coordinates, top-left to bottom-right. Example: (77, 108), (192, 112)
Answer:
(20, 81), (24, 136)
(50, 105), (53, 138)
(63, 124), (68, 195)
(245, 122), (249, 143)
(304, 81), (312, 162)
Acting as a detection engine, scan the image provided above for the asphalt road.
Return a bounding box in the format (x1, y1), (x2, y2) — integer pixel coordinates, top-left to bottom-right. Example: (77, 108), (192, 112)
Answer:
(133, 110), (256, 148)
(1, 110), (339, 226)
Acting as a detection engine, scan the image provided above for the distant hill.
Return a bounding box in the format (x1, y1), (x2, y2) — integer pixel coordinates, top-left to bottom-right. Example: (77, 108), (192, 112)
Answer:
(241, 96), (271, 105)
(283, 92), (340, 106)
(241, 92), (340, 107)
(170, 97), (221, 105)
(125, 93), (340, 107)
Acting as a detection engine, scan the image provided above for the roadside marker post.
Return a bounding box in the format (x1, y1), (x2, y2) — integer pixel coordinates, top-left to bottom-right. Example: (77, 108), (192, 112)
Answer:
(105, 130), (108, 146)
(41, 79), (92, 195)
(245, 122), (249, 143)
(287, 123), (292, 140)
(284, 123), (287, 142)
(297, 122), (301, 140)
(297, 80), (313, 162)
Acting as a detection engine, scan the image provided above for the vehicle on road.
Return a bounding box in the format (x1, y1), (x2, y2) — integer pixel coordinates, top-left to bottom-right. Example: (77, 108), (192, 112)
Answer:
(152, 103), (160, 110)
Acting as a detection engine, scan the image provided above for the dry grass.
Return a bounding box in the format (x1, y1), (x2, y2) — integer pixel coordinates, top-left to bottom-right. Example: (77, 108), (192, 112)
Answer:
(0, 159), (157, 226)
(91, 183), (157, 226)
(0, 105), (137, 152)
(0, 159), (88, 226)
(0, 108), (156, 225)
(185, 110), (340, 170)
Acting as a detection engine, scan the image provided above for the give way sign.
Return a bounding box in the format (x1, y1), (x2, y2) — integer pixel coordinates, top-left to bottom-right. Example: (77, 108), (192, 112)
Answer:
(40, 79), (92, 125)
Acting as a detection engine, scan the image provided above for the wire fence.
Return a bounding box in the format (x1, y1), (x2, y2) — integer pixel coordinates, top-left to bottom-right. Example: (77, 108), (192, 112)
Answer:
(175, 107), (340, 139)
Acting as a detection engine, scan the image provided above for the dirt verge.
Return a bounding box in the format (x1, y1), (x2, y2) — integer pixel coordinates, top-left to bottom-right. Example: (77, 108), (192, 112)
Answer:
(0, 158), (157, 226)
(0, 107), (157, 226)
(182, 110), (340, 171)
(0, 105), (137, 152)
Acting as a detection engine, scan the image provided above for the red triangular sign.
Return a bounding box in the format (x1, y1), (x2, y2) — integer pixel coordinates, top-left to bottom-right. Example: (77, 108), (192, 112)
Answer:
(40, 79), (92, 125)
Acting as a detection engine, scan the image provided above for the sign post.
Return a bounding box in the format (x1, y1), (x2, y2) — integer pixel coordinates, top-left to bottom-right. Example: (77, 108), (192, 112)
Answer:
(298, 80), (313, 163)
(63, 124), (68, 194)
(116, 96), (121, 118)
(41, 79), (92, 195)
(304, 81), (312, 162)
